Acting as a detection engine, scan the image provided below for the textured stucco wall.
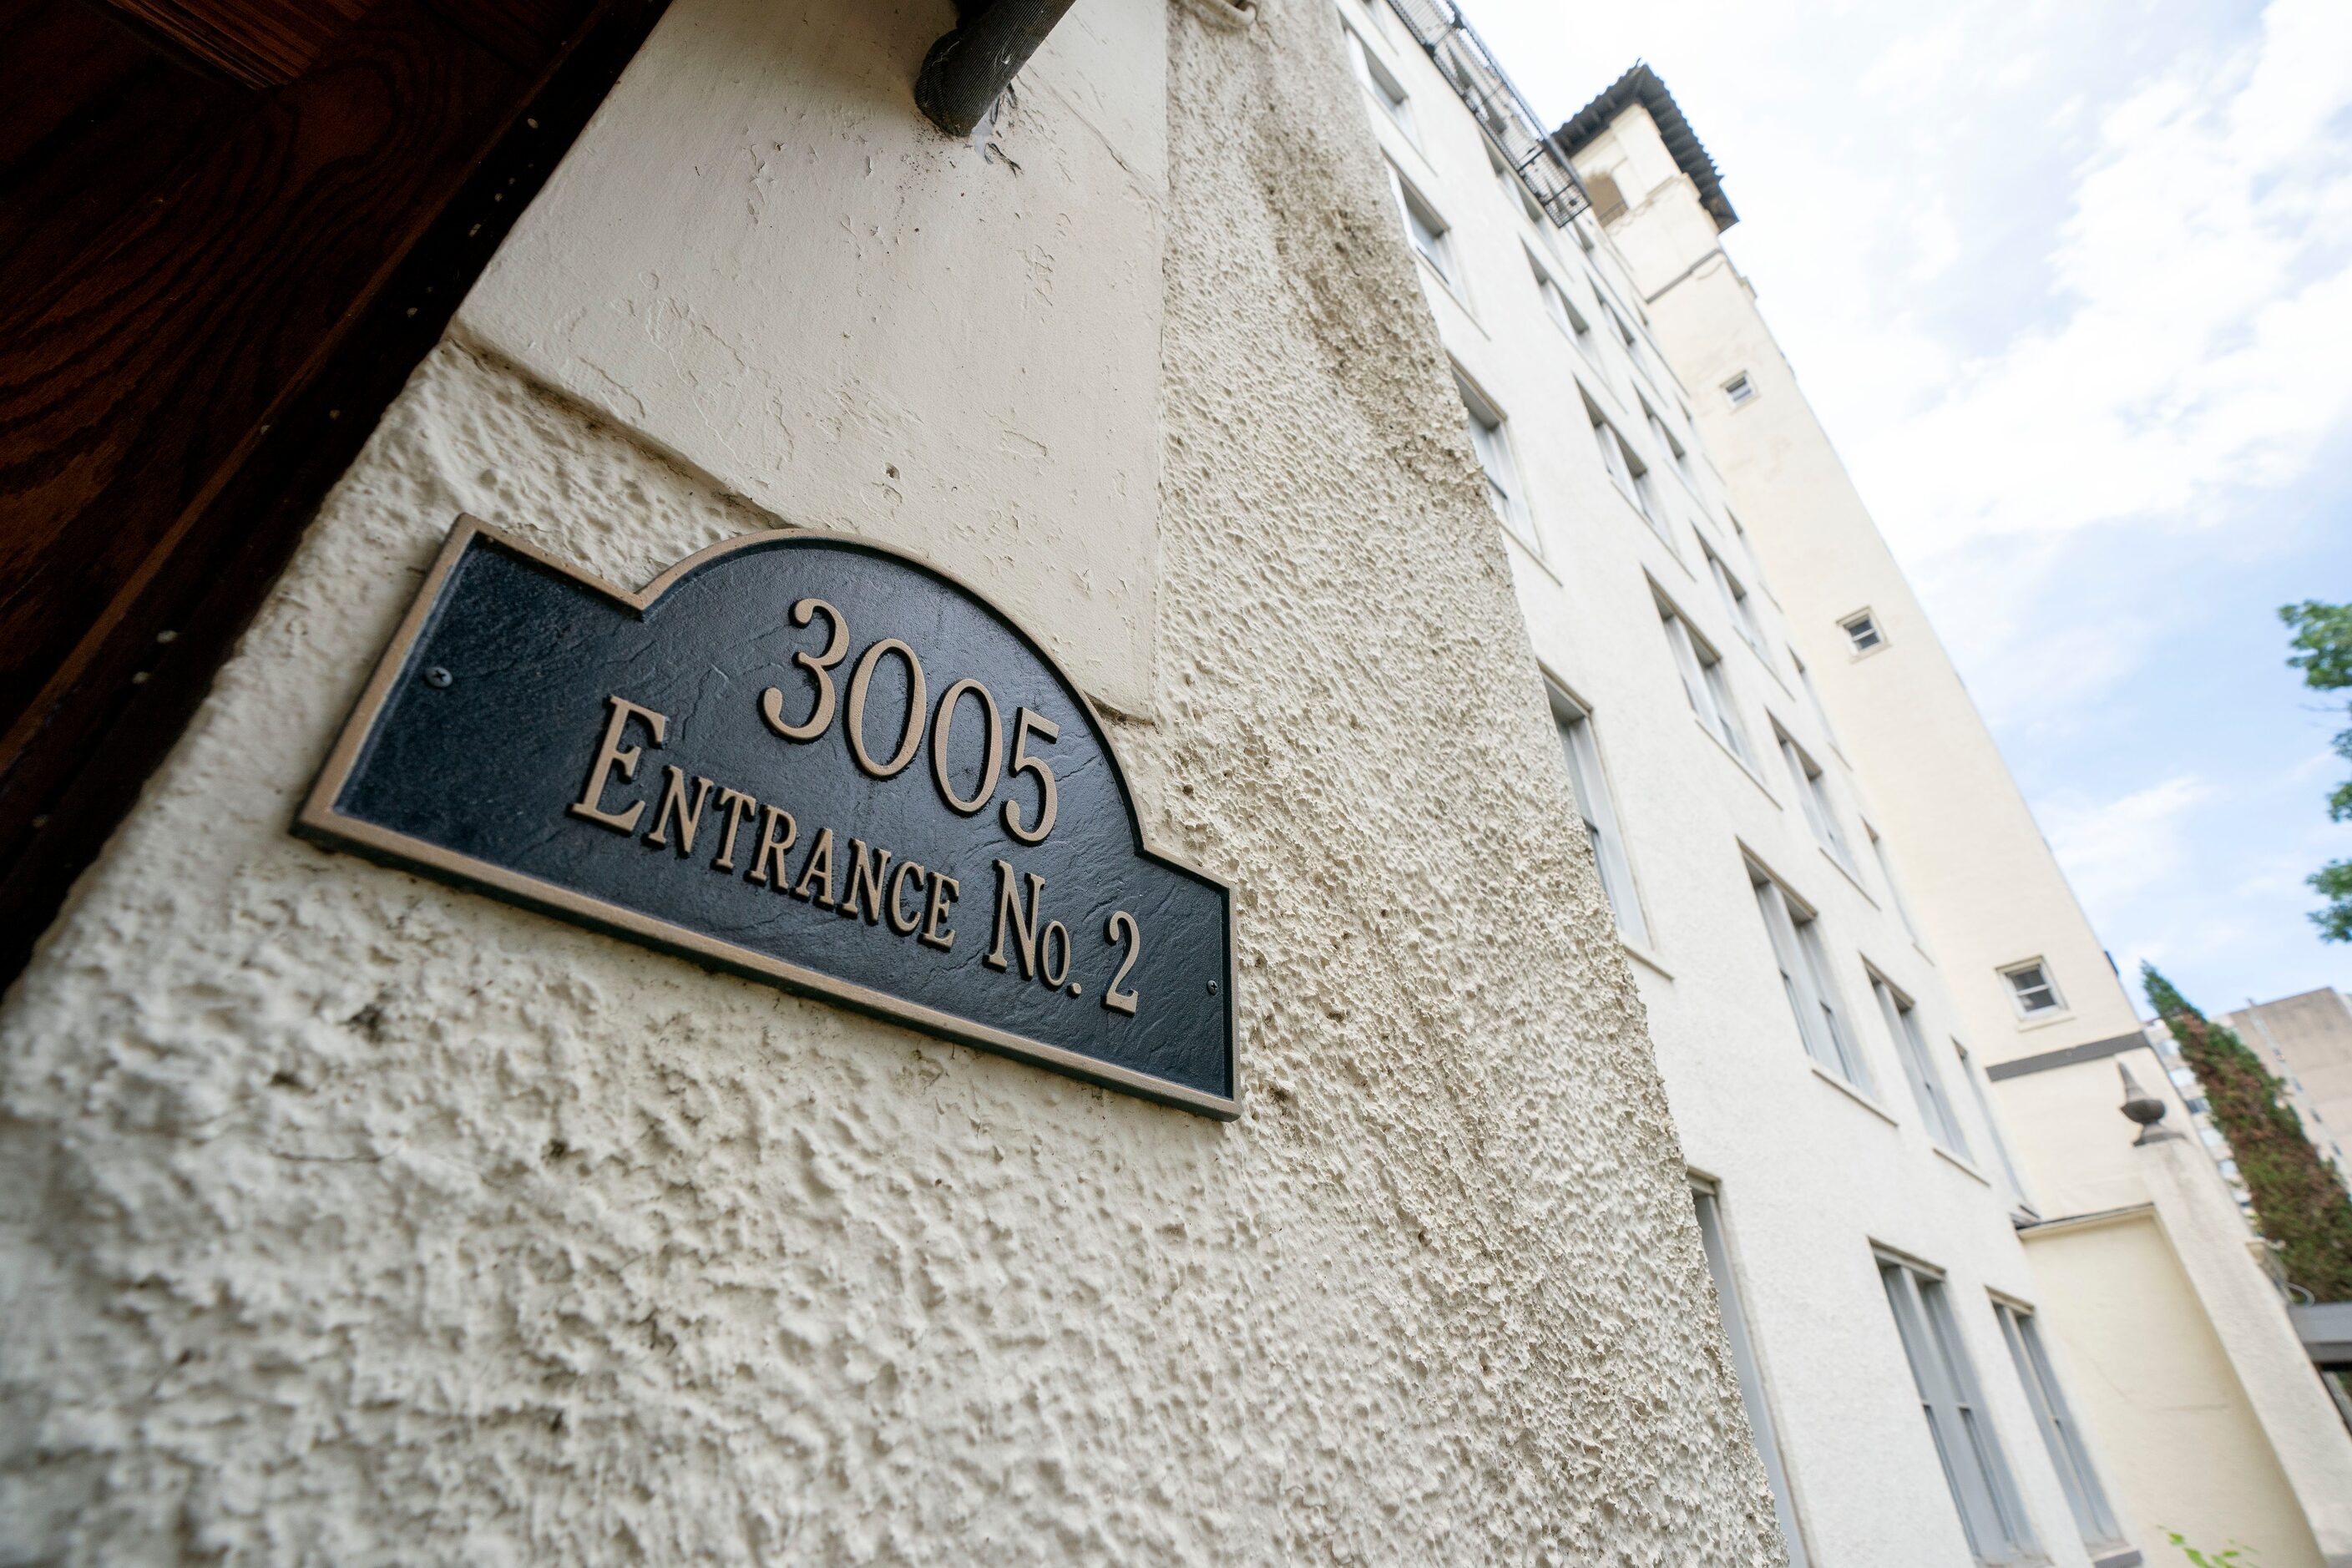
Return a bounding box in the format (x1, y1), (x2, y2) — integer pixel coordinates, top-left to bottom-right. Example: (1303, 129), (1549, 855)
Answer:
(0, 1), (1781, 1561)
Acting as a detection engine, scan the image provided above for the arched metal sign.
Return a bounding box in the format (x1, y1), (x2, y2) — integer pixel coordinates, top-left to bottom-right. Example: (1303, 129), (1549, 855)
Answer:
(298, 518), (1237, 1119)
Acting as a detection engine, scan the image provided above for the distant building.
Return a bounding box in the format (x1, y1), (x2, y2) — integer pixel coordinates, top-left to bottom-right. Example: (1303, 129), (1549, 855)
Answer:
(1560, 56), (2352, 1568)
(2224, 989), (2352, 1181)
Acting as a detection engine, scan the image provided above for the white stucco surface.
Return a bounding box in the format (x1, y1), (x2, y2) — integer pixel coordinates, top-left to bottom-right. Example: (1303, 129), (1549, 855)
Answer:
(0, 1), (1782, 1560)
(460, 0), (1168, 719)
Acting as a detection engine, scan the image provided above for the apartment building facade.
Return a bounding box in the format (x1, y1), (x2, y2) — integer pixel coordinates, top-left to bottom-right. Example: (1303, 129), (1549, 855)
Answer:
(0, 1), (1788, 1560)
(1338, 11), (2144, 1565)
(1555, 59), (2352, 1568)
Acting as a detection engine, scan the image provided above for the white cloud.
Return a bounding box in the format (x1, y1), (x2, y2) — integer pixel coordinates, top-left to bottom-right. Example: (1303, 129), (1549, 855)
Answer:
(2040, 774), (2213, 913)
(1848, 0), (2352, 559)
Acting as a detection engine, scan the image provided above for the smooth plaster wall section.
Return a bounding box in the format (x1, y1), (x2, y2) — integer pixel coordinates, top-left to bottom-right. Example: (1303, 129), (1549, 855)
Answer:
(2023, 1212), (2327, 1568)
(0, 3), (1781, 1564)
(458, 0), (1168, 720)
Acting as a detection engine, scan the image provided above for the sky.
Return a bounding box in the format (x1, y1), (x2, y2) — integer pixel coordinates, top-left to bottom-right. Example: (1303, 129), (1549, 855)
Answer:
(1464, 0), (2352, 1017)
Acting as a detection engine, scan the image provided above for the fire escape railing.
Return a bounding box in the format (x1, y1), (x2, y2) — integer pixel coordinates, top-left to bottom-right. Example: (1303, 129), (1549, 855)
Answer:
(1380, 0), (1590, 226)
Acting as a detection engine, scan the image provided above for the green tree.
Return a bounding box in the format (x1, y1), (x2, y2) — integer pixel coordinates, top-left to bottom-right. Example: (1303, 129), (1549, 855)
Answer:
(2279, 599), (2352, 938)
(2144, 964), (2352, 1301)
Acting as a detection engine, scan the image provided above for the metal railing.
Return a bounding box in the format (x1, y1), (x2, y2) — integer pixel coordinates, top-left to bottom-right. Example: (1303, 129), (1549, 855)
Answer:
(1381, 0), (1590, 226)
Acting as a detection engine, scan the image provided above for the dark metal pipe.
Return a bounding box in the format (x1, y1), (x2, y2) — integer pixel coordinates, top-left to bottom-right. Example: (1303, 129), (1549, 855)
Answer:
(915, 0), (1078, 139)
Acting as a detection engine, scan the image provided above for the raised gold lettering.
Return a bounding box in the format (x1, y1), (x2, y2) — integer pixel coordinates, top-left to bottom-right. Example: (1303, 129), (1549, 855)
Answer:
(920, 872), (959, 952)
(760, 598), (848, 742)
(792, 827), (838, 908)
(845, 638), (927, 779)
(1039, 920), (1071, 989)
(888, 859), (928, 935)
(930, 677), (1004, 814)
(569, 695), (667, 834)
(644, 766), (715, 855)
(709, 788), (759, 873)
(841, 838), (893, 924)
(1001, 708), (1059, 845)
(1103, 911), (1142, 1016)
(746, 806), (798, 888)
(984, 858), (1044, 977)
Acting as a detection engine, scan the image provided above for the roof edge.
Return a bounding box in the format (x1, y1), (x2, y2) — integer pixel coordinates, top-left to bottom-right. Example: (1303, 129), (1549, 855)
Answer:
(1555, 63), (1737, 232)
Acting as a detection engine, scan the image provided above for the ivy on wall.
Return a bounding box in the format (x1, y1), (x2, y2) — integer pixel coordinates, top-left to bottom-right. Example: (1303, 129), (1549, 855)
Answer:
(2143, 964), (2352, 1302)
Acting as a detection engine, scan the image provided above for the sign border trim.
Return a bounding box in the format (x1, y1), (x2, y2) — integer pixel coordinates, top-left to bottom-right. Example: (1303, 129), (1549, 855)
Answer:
(293, 515), (1240, 1121)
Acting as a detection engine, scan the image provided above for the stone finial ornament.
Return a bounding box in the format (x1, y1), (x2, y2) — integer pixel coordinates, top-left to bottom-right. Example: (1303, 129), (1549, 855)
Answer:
(2119, 1058), (2179, 1145)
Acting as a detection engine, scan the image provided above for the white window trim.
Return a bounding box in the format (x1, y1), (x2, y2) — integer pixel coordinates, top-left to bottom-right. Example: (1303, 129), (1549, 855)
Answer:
(1706, 546), (1768, 659)
(1993, 1302), (2126, 1552)
(1550, 685), (1647, 948)
(1388, 164), (1459, 296)
(1777, 726), (1852, 867)
(1879, 1257), (2040, 1565)
(1870, 972), (1970, 1157)
(1999, 959), (2065, 1019)
(1455, 367), (1534, 550)
(1692, 1181), (1812, 1568)
(1840, 609), (1886, 656)
(1753, 867), (1871, 1090)
(1723, 371), (1757, 407)
(1662, 602), (1753, 766)
(1343, 24), (1419, 144)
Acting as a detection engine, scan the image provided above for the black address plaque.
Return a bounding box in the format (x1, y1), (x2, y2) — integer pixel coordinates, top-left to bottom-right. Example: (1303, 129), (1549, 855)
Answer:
(298, 518), (1237, 1119)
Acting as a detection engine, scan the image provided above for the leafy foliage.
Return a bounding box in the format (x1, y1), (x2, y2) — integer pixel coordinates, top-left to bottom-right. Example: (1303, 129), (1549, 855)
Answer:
(2162, 1528), (2255, 1566)
(2279, 600), (2352, 938)
(2144, 965), (2352, 1301)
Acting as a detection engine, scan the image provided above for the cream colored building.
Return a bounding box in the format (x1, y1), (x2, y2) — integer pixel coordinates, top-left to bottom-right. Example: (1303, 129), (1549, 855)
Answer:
(1560, 62), (2352, 1568)
(0, 2), (1788, 1562)
(1338, 14), (2145, 1565)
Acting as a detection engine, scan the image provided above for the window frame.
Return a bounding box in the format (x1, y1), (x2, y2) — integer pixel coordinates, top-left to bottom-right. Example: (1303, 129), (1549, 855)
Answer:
(1388, 164), (1459, 293)
(1723, 371), (1757, 407)
(1841, 609), (1886, 655)
(1776, 725), (1852, 867)
(1879, 1257), (2039, 1565)
(1343, 23), (1419, 144)
(1454, 368), (1532, 548)
(1706, 544), (1768, 659)
(1550, 684), (1647, 947)
(1959, 1039), (2034, 1212)
(1751, 865), (1872, 1090)
(1692, 1180), (1811, 1567)
(1870, 971), (1970, 1157)
(2000, 960), (2064, 1019)
(1992, 1301), (2124, 1551)
(1660, 599), (1753, 766)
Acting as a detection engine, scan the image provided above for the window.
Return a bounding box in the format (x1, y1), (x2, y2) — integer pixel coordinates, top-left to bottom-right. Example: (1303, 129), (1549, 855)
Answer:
(1778, 728), (1851, 867)
(1646, 403), (1692, 480)
(2002, 961), (2063, 1018)
(1342, 0), (1389, 39)
(1551, 687), (1646, 946)
(1752, 869), (1871, 1088)
(1388, 166), (1456, 289)
(1661, 603), (1752, 765)
(1881, 1260), (2037, 1563)
(1790, 648), (1841, 753)
(1865, 825), (1923, 943)
(1873, 976), (1970, 1156)
(1692, 1184), (1810, 1567)
(1585, 168), (1628, 223)
(1588, 399), (1667, 542)
(1723, 371), (1757, 407)
(1956, 1042), (2034, 1212)
(1706, 545), (1767, 657)
(1343, 28), (1417, 143)
(1994, 1302), (2123, 1554)
(1456, 374), (1528, 541)
(1841, 609), (1884, 654)
(1532, 256), (1592, 354)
